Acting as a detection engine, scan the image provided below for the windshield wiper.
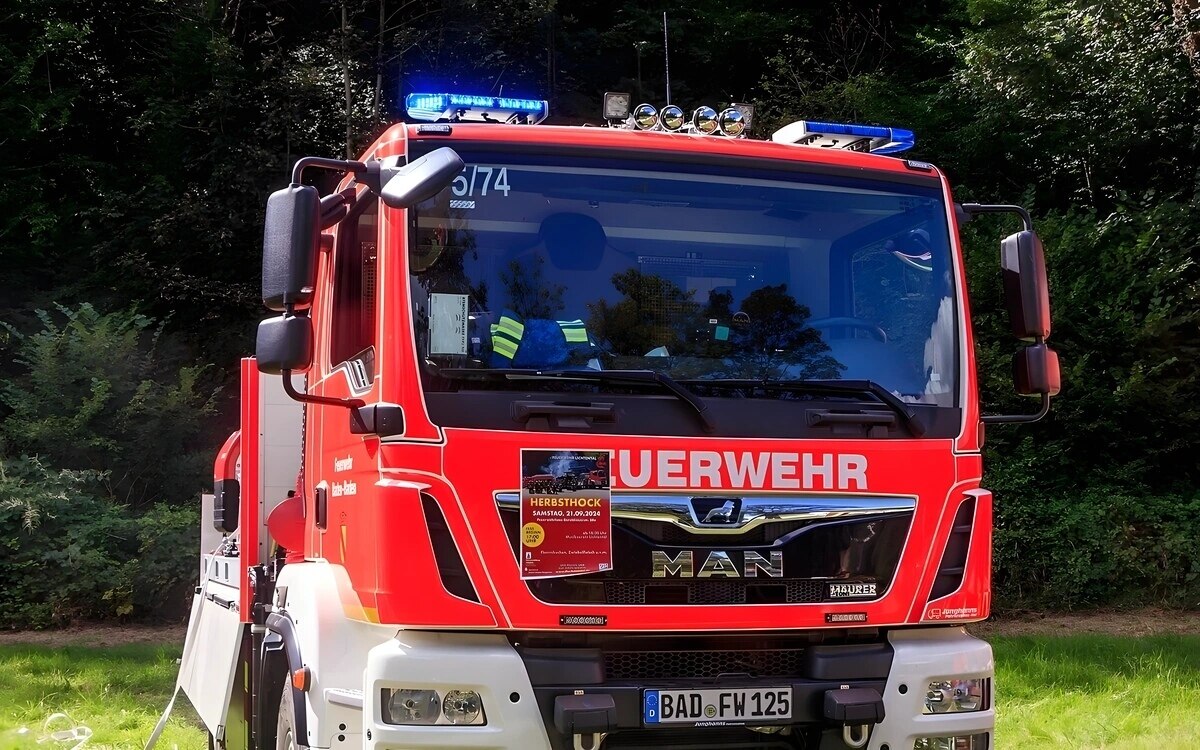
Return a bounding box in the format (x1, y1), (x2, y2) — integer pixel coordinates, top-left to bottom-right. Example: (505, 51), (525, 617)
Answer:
(437, 368), (716, 433)
(678, 378), (924, 437)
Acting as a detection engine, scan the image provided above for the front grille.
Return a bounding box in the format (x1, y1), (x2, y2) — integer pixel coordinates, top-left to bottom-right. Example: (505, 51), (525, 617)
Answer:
(604, 648), (806, 680)
(603, 580), (824, 605)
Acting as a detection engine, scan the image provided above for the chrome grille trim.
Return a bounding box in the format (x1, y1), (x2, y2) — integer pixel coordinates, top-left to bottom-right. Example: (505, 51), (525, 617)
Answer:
(495, 492), (914, 535)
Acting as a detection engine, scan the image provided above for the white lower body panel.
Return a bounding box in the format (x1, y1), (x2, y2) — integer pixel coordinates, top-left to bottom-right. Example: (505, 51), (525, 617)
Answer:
(352, 626), (991, 750)
(868, 627), (994, 749)
(364, 631), (551, 750)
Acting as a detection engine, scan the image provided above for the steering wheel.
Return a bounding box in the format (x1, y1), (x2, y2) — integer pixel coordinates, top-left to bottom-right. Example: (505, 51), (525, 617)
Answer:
(809, 317), (888, 343)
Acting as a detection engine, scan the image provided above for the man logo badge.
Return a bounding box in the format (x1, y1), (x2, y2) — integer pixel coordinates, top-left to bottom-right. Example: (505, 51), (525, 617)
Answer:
(827, 582), (877, 599)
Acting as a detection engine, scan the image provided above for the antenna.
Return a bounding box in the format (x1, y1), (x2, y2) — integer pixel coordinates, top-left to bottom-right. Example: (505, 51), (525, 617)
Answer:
(663, 12), (671, 105)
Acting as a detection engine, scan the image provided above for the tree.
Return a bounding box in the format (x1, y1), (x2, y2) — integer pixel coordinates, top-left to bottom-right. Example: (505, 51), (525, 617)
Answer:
(0, 304), (218, 507)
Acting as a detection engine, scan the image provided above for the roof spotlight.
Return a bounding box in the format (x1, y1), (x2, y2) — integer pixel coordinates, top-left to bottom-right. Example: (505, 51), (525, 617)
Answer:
(692, 106), (718, 135)
(632, 103), (658, 130)
(603, 91), (632, 121)
(718, 108), (746, 137)
(660, 105), (685, 131)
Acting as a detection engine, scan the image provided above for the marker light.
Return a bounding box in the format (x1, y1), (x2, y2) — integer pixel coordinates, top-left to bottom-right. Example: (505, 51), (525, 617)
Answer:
(660, 105), (685, 131)
(913, 735), (988, 750)
(404, 93), (548, 124)
(771, 120), (915, 154)
(632, 103), (659, 130)
(718, 108), (746, 137)
(692, 106), (718, 134)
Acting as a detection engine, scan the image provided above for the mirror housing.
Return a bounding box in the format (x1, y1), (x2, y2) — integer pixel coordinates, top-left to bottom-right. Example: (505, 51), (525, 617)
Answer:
(1001, 229), (1051, 341)
(379, 147), (465, 208)
(1014, 343), (1061, 396)
(256, 314), (313, 374)
(262, 184), (321, 312)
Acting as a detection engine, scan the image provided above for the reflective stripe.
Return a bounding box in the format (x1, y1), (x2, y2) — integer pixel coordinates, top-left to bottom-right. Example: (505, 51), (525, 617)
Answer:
(491, 312), (524, 361)
(496, 316), (524, 339)
(557, 319), (589, 344)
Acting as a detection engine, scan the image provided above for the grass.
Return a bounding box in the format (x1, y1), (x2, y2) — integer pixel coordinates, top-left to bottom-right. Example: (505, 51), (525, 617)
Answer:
(992, 635), (1200, 748)
(1, 635), (1198, 749)
(0, 644), (205, 750)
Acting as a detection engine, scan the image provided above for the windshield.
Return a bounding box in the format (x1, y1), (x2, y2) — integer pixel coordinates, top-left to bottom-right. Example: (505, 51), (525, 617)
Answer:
(407, 149), (958, 407)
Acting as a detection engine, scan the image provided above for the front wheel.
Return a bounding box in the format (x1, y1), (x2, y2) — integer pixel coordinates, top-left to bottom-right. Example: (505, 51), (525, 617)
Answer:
(276, 677), (297, 750)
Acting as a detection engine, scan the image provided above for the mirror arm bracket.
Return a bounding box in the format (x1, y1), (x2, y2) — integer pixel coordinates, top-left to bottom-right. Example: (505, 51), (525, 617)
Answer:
(981, 392), (1050, 425)
(982, 334), (1053, 425)
(291, 157), (368, 185)
(280, 369), (366, 409)
(960, 202), (1033, 231)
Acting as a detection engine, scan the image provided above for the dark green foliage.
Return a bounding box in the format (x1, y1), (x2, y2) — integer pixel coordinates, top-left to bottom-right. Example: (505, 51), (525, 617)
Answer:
(994, 487), (1200, 609)
(0, 306), (213, 628)
(0, 304), (219, 507)
(0, 457), (199, 629)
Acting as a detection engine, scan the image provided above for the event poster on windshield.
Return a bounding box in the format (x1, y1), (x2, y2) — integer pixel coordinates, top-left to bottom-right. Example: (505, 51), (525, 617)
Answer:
(519, 449), (612, 579)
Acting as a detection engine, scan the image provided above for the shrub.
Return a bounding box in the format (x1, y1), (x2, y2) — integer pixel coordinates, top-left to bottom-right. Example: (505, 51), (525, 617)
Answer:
(0, 456), (198, 629)
(993, 486), (1200, 610)
(0, 303), (219, 508)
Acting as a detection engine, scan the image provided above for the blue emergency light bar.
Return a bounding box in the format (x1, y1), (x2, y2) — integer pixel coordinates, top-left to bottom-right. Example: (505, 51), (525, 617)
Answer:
(771, 119), (915, 155)
(405, 92), (549, 125)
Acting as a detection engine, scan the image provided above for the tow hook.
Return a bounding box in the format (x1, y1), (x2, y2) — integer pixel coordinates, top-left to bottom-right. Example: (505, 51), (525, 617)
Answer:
(823, 686), (885, 749)
(553, 694), (616, 750)
(842, 723), (870, 749)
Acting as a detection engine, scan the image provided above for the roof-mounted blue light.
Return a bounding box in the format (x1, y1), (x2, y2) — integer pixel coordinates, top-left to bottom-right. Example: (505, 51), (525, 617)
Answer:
(404, 92), (549, 125)
(771, 119), (915, 155)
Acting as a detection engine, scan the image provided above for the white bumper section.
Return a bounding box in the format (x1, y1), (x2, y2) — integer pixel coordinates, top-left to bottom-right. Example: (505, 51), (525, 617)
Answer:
(868, 627), (995, 750)
(364, 631), (552, 750)
(361, 627), (993, 750)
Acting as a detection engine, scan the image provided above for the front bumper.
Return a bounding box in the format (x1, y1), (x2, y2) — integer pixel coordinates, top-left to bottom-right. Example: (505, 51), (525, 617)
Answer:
(362, 628), (993, 750)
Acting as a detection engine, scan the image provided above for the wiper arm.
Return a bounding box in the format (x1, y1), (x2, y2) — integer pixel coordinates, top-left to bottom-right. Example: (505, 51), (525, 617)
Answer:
(679, 378), (924, 437)
(437, 368), (716, 433)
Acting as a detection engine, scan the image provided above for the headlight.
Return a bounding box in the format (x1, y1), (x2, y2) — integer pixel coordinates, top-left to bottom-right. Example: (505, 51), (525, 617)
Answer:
(381, 688), (487, 726)
(914, 734), (989, 750)
(442, 690), (483, 725)
(924, 678), (987, 713)
(385, 689), (440, 725)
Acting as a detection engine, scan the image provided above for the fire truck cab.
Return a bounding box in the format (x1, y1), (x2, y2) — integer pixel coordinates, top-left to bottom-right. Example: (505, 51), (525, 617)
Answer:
(172, 94), (1060, 750)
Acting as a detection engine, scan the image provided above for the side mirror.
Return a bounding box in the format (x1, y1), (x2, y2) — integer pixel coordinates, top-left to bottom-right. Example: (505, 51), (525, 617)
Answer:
(262, 184), (321, 312)
(1014, 343), (1061, 396)
(1001, 230), (1051, 341)
(256, 314), (313, 374)
(379, 147), (465, 208)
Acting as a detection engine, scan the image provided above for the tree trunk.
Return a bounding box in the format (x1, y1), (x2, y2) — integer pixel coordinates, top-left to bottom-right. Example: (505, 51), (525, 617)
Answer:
(343, 2), (353, 158)
(374, 0), (384, 121)
(1176, 0), (1200, 75)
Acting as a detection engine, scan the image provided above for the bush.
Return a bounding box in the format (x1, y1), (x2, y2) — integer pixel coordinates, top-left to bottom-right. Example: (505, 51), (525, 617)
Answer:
(0, 456), (198, 629)
(994, 486), (1200, 610)
(0, 303), (218, 508)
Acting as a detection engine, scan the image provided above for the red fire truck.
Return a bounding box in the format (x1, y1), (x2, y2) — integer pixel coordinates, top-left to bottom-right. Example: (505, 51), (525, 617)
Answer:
(168, 93), (1060, 750)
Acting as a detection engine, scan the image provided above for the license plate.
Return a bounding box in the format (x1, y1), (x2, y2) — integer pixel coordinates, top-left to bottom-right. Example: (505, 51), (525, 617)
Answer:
(643, 688), (792, 726)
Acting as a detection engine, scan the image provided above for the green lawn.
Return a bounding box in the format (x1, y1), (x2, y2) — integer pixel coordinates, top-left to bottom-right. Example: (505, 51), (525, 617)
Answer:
(993, 635), (1200, 748)
(0, 644), (205, 750)
(0, 635), (1197, 749)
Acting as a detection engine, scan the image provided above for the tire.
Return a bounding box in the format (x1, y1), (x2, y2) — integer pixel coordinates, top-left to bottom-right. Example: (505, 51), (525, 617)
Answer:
(276, 676), (297, 750)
